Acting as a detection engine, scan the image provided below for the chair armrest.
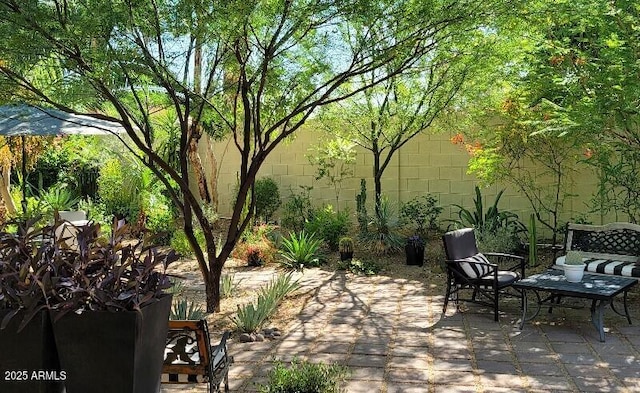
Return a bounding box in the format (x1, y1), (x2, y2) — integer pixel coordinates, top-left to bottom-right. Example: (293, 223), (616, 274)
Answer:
(484, 252), (526, 277)
(210, 331), (232, 369)
(484, 252), (524, 261)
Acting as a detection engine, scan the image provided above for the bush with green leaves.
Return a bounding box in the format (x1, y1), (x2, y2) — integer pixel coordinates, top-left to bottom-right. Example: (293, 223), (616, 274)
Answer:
(170, 229), (206, 257)
(304, 205), (350, 251)
(337, 258), (381, 276)
(259, 358), (349, 393)
(254, 177), (281, 223)
(77, 198), (111, 234)
(231, 273), (300, 333)
(141, 189), (175, 245)
(400, 194), (443, 236)
(281, 186), (314, 232)
(279, 231), (323, 270)
(97, 158), (140, 221)
(476, 226), (522, 254)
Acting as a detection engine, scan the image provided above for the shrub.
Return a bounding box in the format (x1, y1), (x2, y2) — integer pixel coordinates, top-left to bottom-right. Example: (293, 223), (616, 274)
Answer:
(77, 198), (111, 235)
(475, 226), (521, 254)
(254, 177), (281, 223)
(279, 231), (323, 270)
(231, 273), (299, 333)
(97, 158), (140, 222)
(337, 258), (381, 276)
(235, 225), (278, 266)
(304, 205), (350, 251)
(400, 194), (443, 236)
(281, 186), (314, 232)
(234, 240), (277, 266)
(142, 190), (174, 245)
(259, 358), (349, 393)
(170, 229), (206, 257)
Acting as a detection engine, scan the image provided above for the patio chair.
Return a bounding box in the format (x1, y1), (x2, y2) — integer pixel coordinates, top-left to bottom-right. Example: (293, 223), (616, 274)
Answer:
(56, 210), (88, 223)
(54, 210), (90, 251)
(442, 228), (525, 321)
(162, 320), (232, 393)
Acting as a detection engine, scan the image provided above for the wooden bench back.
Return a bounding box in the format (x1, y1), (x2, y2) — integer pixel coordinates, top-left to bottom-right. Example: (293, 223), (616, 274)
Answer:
(162, 320), (212, 380)
(566, 223), (640, 262)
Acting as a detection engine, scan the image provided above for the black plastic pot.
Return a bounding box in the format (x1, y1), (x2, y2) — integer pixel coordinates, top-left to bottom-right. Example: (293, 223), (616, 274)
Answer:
(50, 295), (172, 393)
(0, 310), (63, 393)
(339, 251), (353, 261)
(405, 245), (425, 266)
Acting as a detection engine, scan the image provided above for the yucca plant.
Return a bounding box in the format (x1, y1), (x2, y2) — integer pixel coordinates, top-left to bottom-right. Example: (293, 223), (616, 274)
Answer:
(170, 298), (206, 320)
(279, 231), (322, 270)
(40, 185), (80, 213)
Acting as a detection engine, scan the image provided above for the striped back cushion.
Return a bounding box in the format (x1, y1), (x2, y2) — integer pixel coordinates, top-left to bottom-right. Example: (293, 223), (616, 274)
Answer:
(460, 253), (491, 278)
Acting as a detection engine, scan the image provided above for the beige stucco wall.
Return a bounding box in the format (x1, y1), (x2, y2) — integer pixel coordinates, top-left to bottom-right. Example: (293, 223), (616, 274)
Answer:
(204, 127), (608, 238)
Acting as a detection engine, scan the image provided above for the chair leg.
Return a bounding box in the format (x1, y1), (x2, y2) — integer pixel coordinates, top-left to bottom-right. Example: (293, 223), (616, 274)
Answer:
(494, 286), (499, 322)
(443, 279), (452, 314)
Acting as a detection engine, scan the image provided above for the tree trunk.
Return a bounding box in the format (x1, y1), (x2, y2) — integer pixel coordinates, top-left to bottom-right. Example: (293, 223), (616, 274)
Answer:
(0, 166), (16, 216)
(373, 152), (382, 217)
(205, 269), (221, 313)
(188, 134), (212, 203)
(204, 137), (219, 211)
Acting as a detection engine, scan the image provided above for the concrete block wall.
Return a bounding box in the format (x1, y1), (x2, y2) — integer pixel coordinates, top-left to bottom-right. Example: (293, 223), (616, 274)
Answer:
(206, 128), (609, 239)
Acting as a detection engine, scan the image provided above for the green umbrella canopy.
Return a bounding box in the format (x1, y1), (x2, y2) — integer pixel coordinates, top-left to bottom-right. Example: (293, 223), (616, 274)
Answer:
(0, 104), (125, 136)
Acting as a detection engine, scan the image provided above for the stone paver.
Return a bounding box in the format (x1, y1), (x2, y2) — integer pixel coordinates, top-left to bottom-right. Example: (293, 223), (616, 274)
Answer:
(161, 267), (640, 393)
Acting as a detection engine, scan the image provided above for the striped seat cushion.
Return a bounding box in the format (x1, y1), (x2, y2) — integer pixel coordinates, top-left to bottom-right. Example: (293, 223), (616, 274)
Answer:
(585, 258), (640, 278)
(460, 253), (492, 278)
(555, 255), (640, 278)
(161, 373), (207, 384)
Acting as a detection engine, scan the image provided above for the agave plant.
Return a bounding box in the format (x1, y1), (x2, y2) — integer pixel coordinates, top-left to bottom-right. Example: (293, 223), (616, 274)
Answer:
(279, 231), (322, 270)
(170, 298), (206, 320)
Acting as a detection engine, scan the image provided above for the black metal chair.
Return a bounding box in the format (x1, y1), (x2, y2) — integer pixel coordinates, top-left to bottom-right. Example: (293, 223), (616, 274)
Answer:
(442, 228), (525, 321)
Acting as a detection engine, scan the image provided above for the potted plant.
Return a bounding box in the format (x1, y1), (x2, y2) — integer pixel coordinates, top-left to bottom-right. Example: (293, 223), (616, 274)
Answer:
(45, 219), (177, 393)
(405, 235), (425, 266)
(563, 250), (586, 282)
(0, 218), (64, 393)
(338, 236), (354, 261)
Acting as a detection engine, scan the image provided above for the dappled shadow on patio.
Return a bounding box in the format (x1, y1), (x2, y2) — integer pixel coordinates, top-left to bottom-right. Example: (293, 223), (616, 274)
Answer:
(162, 266), (640, 393)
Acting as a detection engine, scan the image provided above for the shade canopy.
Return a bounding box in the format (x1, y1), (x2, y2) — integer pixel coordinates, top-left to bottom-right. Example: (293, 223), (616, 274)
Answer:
(0, 103), (127, 214)
(0, 104), (126, 136)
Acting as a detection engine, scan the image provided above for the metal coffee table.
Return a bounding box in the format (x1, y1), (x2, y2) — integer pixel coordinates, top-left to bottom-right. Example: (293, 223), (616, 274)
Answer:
(513, 269), (637, 342)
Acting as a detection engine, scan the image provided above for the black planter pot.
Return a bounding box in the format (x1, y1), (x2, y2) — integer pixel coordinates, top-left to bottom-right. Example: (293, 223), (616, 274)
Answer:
(405, 245), (425, 266)
(0, 310), (63, 393)
(50, 295), (172, 393)
(339, 251), (353, 261)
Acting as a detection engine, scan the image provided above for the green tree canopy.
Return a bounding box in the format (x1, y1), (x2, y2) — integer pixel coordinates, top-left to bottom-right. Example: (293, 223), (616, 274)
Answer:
(0, 0), (518, 311)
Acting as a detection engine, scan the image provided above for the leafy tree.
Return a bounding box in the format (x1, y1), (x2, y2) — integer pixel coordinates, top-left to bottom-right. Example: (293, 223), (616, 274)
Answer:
(464, 0), (640, 241)
(0, 0), (513, 311)
(307, 138), (355, 212)
(319, 22), (497, 215)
